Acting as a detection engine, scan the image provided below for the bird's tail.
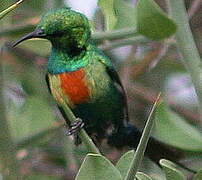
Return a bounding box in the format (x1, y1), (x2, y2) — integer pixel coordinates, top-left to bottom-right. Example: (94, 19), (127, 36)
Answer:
(107, 123), (183, 163)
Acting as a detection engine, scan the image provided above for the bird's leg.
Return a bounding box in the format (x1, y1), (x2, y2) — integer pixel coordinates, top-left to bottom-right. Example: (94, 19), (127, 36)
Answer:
(65, 118), (84, 136)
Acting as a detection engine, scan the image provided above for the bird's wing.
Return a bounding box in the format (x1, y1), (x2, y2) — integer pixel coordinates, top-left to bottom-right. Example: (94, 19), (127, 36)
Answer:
(98, 56), (129, 122)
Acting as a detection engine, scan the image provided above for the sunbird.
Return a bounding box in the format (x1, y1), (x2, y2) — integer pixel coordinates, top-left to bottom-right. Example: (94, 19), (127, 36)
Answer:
(13, 8), (183, 164)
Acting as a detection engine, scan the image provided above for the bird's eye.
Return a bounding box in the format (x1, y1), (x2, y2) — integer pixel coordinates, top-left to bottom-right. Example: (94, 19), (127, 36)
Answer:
(36, 28), (46, 37)
(52, 31), (66, 37)
(38, 31), (45, 35)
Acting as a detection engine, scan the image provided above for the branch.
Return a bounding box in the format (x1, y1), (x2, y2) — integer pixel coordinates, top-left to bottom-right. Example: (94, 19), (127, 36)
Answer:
(188, 0), (201, 19)
(166, 0), (202, 121)
(92, 27), (137, 41)
(0, 0), (24, 20)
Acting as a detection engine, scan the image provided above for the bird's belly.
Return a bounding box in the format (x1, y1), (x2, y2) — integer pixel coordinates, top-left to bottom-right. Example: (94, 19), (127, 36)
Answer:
(59, 69), (90, 105)
(48, 69), (90, 107)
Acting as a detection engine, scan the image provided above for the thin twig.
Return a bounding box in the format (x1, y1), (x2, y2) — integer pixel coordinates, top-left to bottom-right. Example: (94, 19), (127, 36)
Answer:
(188, 0), (201, 19)
(120, 46), (137, 89)
(166, 0), (202, 121)
(131, 45), (162, 79)
(0, 0), (25, 20)
(149, 42), (170, 69)
(92, 27), (137, 41)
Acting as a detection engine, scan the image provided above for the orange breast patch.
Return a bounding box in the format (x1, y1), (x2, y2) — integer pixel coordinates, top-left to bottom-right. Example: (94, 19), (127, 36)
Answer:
(59, 69), (90, 105)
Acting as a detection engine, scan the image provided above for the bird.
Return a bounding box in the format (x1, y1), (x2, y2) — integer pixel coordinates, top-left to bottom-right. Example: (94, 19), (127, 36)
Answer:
(13, 8), (186, 165)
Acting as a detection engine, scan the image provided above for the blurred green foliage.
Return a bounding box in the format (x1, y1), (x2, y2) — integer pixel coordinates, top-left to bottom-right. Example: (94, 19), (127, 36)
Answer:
(160, 159), (186, 180)
(154, 102), (202, 151)
(98, 0), (117, 30)
(114, 0), (137, 29)
(76, 154), (122, 180)
(0, 0), (202, 179)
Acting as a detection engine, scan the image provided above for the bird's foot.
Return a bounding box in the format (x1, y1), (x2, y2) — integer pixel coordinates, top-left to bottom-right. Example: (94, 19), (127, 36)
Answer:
(65, 118), (84, 136)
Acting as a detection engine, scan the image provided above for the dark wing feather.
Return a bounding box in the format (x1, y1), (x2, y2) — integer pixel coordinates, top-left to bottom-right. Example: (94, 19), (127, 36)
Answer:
(45, 74), (51, 93)
(105, 67), (129, 122)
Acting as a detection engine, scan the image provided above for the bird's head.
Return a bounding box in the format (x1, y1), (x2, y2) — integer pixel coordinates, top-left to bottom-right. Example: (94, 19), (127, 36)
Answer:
(13, 8), (91, 50)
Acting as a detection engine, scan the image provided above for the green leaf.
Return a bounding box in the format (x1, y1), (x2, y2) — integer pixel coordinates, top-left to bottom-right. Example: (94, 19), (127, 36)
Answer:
(124, 93), (161, 180)
(136, 0), (177, 40)
(19, 39), (51, 57)
(116, 150), (135, 178)
(76, 153), (122, 180)
(117, 152), (166, 180)
(142, 158), (166, 180)
(193, 169), (202, 180)
(0, 0), (24, 20)
(160, 159), (186, 180)
(98, 0), (117, 30)
(8, 96), (55, 141)
(136, 172), (152, 180)
(114, 0), (136, 29)
(153, 102), (202, 151)
(20, 65), (50, 97)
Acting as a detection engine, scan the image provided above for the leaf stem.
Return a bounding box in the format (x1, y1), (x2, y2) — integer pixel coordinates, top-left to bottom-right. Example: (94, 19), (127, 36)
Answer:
(165, 0), (202, 120)
(125, 93), (161, 180)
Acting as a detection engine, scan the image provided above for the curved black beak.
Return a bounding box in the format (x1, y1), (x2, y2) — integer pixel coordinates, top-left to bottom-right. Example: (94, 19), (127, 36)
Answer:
(12, 28), (46, 47)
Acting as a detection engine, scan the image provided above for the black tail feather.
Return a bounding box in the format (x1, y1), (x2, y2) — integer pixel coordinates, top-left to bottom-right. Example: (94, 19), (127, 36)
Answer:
(108, 123), (183, 163)
(107, 124), (141, 149)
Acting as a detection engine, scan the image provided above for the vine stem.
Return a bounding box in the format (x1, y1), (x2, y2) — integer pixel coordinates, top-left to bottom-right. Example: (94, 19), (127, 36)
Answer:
(125, 93), (161, 180)
(165, 0), (202, 121)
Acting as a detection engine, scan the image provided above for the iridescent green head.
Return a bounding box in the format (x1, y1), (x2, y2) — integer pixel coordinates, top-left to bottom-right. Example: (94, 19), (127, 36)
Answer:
(13, 8), (91, 50)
